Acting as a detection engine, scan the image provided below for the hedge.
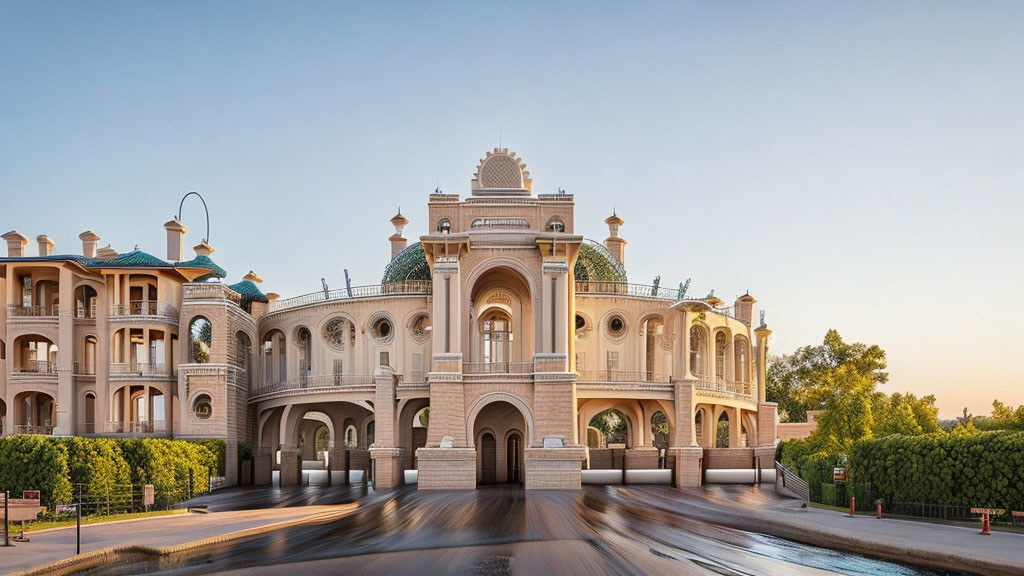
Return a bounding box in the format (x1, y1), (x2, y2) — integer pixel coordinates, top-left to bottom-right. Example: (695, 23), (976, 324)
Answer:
(0, 437), (219, 511)
(185, 439), (227, 476)
(849, 431), (1024, 510)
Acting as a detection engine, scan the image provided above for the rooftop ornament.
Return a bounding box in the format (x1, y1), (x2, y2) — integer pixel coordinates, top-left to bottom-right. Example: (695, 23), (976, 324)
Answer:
(176, 191), (211, 244)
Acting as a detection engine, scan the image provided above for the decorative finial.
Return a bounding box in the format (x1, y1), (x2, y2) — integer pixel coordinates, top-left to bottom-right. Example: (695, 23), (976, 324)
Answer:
(677, 278), (691, 300)
(651, 275), (661, 296)
(557, 187), (565, 194)
(759, 310), (766, 327)
(705, 289), (715, 299)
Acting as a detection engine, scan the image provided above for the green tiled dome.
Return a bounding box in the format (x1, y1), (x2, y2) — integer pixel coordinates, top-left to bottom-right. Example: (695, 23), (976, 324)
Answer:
(228, 279), (269, 312)
(575, 240), (627, 283)
(381, 242), (431, 284)
(103, 251), (171, 268)
(176, 254), (227, 280)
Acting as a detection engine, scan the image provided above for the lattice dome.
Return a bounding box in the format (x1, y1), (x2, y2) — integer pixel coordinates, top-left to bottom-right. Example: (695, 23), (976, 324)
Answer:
(575, 240), (627, 283)
(381, 242), (431, 284)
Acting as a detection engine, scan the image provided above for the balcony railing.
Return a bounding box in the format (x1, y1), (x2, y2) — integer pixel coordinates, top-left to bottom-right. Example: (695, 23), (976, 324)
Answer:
(110, 300), (179, 319)
(106, 420), (163, 434)
(692, 376), (753, 397)
(74, 362), (96, 375)
(13, 360), (58, 374)
(109, 363), (176, 379)
(7, 304), (57, 317)
(252, 373), (376, 397)
(576, 369), (671, 384)
(268, 281), (432, 313)
(14, 425), (54, 435)
(463, 361), (535, 375)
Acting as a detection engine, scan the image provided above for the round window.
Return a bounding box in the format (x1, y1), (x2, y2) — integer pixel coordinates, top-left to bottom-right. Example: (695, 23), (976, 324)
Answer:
(193, 394), (213, 420)
(575, 314), (586, 331)
(609, 316), (626, 335)
(373, 318), (393, 340)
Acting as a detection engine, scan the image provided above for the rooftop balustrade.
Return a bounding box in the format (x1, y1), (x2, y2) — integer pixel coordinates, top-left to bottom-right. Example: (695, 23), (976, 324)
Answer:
(267, 281), (431, 313)
(462, 361), (535, 375)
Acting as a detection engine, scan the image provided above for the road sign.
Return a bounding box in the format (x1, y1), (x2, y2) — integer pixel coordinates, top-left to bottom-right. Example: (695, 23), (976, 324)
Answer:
(22, 491), (40, 501)
(143, 485), (155, 507)
(833, 467), (846, 481)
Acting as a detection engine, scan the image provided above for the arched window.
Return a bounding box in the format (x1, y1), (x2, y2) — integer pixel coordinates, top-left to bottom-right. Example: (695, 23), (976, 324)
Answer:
(344, 425), (358, 448)
(315, 425), (330, 454)
(715, 332), (727, 380)
(437, 218), (451, 234)
(547, 218), (565, 233)
(261, 330), (285, 384)
(298, 328), (312, 380)
(689, 326), (706, 377)
(82, 336), (98, 375)
(235, 332), (252, 388)
(734, 336), (749, 383)
(480, 310), (512, 364)
(189, 317), (212, 364)
(74, 285), (97, 319)
(650, 411), (669, 450)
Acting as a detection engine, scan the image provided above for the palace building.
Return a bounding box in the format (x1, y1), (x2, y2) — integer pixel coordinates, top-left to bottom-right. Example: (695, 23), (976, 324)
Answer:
(0, 148), (777, 490)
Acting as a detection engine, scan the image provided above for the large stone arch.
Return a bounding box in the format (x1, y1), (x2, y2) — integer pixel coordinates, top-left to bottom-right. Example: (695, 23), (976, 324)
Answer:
(577, 398), (645, 447)
(465, 392), (536, 447)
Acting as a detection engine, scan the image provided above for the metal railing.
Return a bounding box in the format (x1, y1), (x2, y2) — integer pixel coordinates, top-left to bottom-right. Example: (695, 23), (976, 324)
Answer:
(575, 281), (681, 300)
(268, 281), (432, 313)
(463, 361), (535, 375)
(692, 376), (753, 396)
(74, 362), (96, 375)
(576, 369), (671, 383)
(252, 373), (376, 396)
(7, 304), (57, 317)
(13, 425), (54, 435)
(776, 460), (809, 504)
(109, 363), (176, 379)
(13, 360), (58, 374)
(110, 300), (179, 318)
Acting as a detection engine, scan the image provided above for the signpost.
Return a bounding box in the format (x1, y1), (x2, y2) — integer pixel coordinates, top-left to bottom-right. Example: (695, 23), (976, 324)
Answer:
(143, 485), (155, 511)
(833, 467), (846, 482)
(0, 494), (43, 543)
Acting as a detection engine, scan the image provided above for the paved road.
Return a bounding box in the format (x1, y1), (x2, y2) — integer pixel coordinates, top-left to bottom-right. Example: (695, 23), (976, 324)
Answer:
(0, 502), (345, 575)
(76, 485), (981, 576)
(6, 484), (1021, 576)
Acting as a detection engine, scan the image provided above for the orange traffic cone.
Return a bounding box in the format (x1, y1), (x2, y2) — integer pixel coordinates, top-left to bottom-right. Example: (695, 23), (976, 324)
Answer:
(980, 511), (991, 535)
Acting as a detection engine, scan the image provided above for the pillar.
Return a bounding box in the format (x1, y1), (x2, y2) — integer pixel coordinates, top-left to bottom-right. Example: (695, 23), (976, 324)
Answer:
(369, 367), (405, 489)
(55, 267), (75, 435)
(728, 406), (741, 448)
(754, 324), (772, 403)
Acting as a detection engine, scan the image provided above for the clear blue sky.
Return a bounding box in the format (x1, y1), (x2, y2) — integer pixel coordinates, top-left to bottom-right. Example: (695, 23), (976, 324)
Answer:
(2, 1), (1022, 418)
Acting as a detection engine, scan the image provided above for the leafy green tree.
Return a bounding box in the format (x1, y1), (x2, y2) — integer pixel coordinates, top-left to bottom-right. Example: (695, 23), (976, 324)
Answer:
(809, 366), (874, 451)
(767, 329), (888, 422)
(871, 392), (941, 436)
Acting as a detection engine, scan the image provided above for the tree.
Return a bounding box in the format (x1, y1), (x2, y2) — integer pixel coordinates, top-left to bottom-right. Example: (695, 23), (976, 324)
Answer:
(767, 329), (888, 422)
(872, 392), (941, 436)
(808, 365), (874, 451)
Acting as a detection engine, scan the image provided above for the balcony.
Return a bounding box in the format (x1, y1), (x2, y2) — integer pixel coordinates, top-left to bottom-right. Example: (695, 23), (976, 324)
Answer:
(462, 361), (535, 375)
(7, 305), (59, 328)
(106, 420), (166, 434)
(13, 425), (54, 435)
(691, 376), (755, 401)
(12, 360), (58, 375)
(249, 374), (376, 402)
(576, 369), (673, 394)
(109, 363), (176, 381)
(74, 362), (96, 376)
(109, 301), (179, 322)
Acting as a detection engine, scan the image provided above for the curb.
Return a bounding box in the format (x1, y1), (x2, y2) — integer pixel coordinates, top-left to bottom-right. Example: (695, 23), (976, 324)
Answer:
(10, 504), (357, 576)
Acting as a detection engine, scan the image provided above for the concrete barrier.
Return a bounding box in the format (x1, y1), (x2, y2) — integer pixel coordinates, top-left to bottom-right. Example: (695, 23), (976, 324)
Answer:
(404, 470), (419, 484)
(624, 469), (672, 485)
(582, 469), (623, 484)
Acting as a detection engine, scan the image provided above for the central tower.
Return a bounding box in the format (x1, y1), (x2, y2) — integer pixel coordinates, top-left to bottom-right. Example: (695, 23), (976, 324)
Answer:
(408, 148), (587, 490)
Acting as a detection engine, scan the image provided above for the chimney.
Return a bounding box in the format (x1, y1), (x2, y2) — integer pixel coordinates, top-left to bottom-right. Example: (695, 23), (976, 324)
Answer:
(2, 231), (29, 258)
(389, 209), (410, 260)
(603, 211), (626, 265)
(36, 235), (56, 256)
(164, 219), (188, 262)
(193, 241), (214, 257)
(79, 231), (100, 258)
(734, 293), (757, 325)
(95, 244), (118, 260)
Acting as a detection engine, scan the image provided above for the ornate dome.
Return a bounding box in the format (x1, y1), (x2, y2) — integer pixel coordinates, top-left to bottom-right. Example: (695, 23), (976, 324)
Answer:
(381, 242), (431, 284)
(471, 148), (532, 195)
(575, 240), (627, 283)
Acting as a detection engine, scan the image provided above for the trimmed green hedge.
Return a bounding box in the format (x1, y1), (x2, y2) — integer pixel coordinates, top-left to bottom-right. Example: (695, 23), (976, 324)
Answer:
(849, 431), (1024, 509)
(0, 436), (73, 509)
(185, 439), (227, 476)
(0, 437), (219, 511)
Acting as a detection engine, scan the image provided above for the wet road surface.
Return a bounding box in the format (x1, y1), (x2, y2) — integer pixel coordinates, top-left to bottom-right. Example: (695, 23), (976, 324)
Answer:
(87, 485), (966, 576)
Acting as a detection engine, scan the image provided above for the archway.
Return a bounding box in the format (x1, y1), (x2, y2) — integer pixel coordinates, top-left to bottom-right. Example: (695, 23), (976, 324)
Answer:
(466, 264), (535, 368)
(589, 408), (629, 447)
(472, 399), (528, 485)
(13, 391), (55, 434)
(716, 410), (730, 448)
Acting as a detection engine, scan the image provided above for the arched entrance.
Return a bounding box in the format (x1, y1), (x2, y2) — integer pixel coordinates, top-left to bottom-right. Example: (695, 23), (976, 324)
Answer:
(465, 264), (535, 371)
(472, 399), (529, 485)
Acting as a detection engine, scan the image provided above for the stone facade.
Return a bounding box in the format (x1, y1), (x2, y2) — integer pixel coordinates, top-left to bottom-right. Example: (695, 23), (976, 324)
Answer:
(0, 148), (779, 491)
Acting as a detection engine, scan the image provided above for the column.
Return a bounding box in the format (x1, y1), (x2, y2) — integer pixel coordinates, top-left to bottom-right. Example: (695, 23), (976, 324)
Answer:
(55, 267), (75, 435)
(369, 366), (404, 489)
(728, 406), (741, 448)
(679, 307), (692, 380)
